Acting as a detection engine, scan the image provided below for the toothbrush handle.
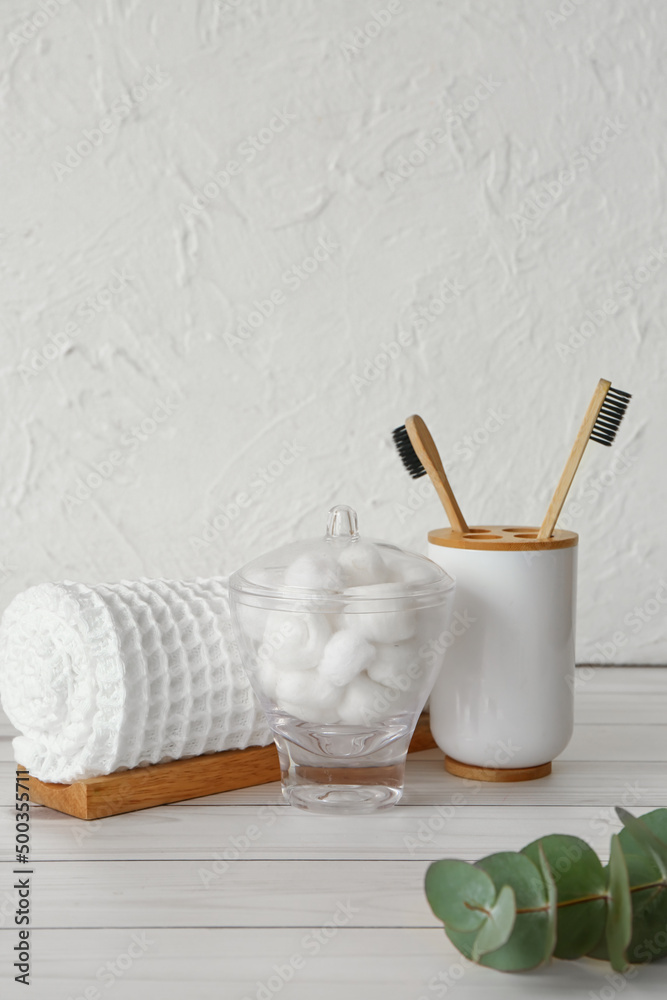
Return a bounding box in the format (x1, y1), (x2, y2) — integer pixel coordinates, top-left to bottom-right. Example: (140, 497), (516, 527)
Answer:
(406, 415), (469, 533)
(537, 379), (611, 540)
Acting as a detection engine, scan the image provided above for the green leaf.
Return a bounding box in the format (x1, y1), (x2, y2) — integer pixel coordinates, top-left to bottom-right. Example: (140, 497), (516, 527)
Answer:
(471, 884), (516, 960)
(425, 859), (497, 932)
(606, 833), (632, 972)
(616, 807), (667, 878)
(466, 852), (555, 971)
(523, 834), (606, 959)
(617, 807), (667, 962)
(534, 843), (558, 961)
(594, 810), (667, 964)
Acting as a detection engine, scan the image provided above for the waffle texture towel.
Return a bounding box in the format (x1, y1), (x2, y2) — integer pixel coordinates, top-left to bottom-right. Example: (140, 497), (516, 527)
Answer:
(0, 578), (272, 783)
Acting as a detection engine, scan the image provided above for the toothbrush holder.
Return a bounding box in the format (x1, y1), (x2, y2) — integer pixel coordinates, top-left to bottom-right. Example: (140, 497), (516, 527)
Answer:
(427, 525), (578, 782)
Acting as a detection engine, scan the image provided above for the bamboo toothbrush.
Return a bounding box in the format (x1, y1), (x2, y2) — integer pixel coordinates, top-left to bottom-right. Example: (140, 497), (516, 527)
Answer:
(392, 414), (469, 533)
(537, 379), (632, 540)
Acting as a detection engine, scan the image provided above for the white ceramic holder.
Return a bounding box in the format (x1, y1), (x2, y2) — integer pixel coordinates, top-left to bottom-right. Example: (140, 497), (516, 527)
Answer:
(427, 525), (578, 782)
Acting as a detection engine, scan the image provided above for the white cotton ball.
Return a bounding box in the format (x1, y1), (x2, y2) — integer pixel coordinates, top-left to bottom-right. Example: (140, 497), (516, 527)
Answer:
(259, 612), (330, 671)
(342, 583), (416, 642)
(367, 640), (419, 688)
(337, 674), (392, 725)
(344, 610), (416, 643)
(275, 669), (342, 723)
(280, 700), (341, 724)
(384, 554), (443, 585)
(338, 542), (389, 587)
(254, 659), (279, 700)
(318, 630), (376, 687)
(285, 553), (342, 591)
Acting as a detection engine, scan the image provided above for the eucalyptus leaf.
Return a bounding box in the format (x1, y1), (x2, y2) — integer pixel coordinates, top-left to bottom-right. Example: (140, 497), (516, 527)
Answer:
(523, 834), (606, 959)
(471, 884), (516, 961)
(617, 810), (667, 964)
(468, 851), (555, 971)
(534, 843), (558, 961)
(605, 834), (632, 973)
(425, 859), (497, 932)
(616, 807), (667, 878)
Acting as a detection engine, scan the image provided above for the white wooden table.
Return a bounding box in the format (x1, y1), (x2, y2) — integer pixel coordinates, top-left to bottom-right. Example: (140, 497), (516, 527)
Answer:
(1, 667), (666, 999)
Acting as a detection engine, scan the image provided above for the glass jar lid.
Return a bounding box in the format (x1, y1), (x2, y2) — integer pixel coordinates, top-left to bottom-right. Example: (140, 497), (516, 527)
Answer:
(229, 504), (455, 612)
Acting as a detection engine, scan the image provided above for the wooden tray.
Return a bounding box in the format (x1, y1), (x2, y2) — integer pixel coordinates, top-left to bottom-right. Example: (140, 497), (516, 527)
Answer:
(22, 714), (438, 820)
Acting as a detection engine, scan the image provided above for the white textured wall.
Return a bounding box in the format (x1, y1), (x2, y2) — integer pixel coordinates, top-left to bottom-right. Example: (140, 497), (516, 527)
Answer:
(1, 0), (666, 665)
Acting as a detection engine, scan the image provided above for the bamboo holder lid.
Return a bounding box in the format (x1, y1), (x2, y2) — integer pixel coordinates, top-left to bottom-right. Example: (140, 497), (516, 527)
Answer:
(428, 525), (578, 552)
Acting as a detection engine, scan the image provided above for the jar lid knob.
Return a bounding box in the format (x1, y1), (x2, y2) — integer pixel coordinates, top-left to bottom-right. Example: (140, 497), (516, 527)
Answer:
(326, 504), (359, 539)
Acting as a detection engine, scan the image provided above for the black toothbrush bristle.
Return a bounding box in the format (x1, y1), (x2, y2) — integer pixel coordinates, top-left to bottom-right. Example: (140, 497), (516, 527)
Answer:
(590, 386), (632, 446)
(392, 424), (427, 479)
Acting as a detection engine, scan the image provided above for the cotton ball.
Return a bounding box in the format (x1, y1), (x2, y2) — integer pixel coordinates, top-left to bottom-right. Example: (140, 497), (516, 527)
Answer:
(280, 700), (341, 724)
(345, 614), (415, 643)
(318, 630), (376, 687)
(342, 585), (416, 643)
(384, 554), (443, 585)
(254, 659), (279, 701)
(276, 669), (342, 723)
(285, 553), (342, 591)
(338, 542), (389, 587)
(337, 674), (392, 725)
(367, 640), (419, 688)
(259, 612), (330, 671)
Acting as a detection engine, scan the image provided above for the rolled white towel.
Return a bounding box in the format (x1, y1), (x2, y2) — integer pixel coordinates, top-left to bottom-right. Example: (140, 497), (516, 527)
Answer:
(0, 578), (272, 783)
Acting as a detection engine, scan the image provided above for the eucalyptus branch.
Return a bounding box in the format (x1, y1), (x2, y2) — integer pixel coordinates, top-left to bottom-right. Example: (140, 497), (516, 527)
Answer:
(425, 807), (667, 972)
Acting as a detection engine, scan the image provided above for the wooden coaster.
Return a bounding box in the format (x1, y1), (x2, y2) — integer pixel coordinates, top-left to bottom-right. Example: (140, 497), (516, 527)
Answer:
(21, 713), (437, 820)
(445, 755), (552, 782)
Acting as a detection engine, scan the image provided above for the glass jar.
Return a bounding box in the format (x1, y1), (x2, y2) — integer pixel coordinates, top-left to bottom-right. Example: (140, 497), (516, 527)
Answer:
(229, 505), (455, 814)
